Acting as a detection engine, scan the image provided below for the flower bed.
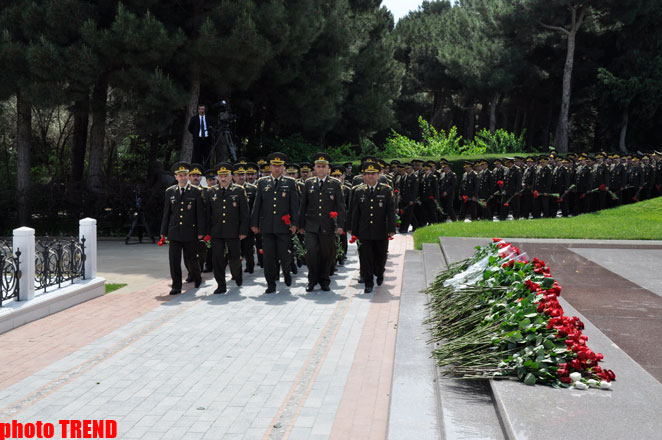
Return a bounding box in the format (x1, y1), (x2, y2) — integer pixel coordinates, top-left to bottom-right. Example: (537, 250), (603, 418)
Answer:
(425, 238), (615, 390)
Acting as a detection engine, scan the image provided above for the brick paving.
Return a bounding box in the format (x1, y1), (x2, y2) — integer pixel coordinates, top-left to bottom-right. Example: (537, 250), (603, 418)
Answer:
(0, 236), (412, 439)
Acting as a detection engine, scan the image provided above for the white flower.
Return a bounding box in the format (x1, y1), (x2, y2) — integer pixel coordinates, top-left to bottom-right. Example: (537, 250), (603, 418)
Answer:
(569, 372), (582, 382)
(587, 379), (598, 387)
(599, 381), (612, 390)
(574, 381), (588, 390)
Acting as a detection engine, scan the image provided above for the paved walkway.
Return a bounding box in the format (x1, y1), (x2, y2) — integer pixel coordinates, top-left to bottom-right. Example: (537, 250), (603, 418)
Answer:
(0, 235), (412, 440)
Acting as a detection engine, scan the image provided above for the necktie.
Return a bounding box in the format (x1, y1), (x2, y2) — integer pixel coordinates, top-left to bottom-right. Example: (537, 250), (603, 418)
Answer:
(221, 187), (226, 197)
(274, 178), (279, 189)
(318, 179), (323, 191)
(369, 187), (374, 197)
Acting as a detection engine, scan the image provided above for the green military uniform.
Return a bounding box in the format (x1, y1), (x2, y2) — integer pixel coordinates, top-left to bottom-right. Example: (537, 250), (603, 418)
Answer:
(297, 153), (346, 292)
(206, 163), (250, 293)
(251, 152), (300, 293)
(160, 162), (206, 294)
(350, 162), (396, 293)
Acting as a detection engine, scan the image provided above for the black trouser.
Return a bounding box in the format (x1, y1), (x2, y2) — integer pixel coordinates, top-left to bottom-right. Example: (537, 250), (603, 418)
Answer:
(399, 203), (417, 232)
(241, 231), (255, 272)
(477, 199), (491, 220)
(439, 196), (457, 222)
(520, 193), (533, 219)
(192, 137), (212, 169)
(196, 241), (208, 274)
(500, 194), (520, 220)
(262, 233), (291, 287)
(578, 194), (591, 214)
(608, 190), (622, 208)
(532, 195), (547, 218)
(423, 200), (437, 225)
(255, 233), (264, 267)
(169, 239), (199, 290)
(305, 232), (336, 288)
(204, 246), (213, 270)
(211, 237), (242, 289)
(358, 238), (389, 288)
(339, 233), (348, 263)
(459, 199), (477, 220)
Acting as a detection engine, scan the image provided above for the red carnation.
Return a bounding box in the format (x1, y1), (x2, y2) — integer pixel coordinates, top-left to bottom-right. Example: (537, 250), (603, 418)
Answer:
(599, 184), (606, 191)
(395, 189), (399, 194)
(388, 236), (394, 240)
(329, 211), (338, 219)
(349, 235), (358, 244)
(632, 197), (638, 202)
(259, 249), (264, 255)
(504, 203), (509, 207)
(428, 195), (434, 200)
(533, 190), (539, 198)
(281, 214), (291, 225)
(462, 195), (468, 203)
(497, 180), (504, 187)
(158, 237), (166, 247)
(203, 234), (211, 242)
(399, 209), (404, 215)
(556, 197), (563, 203)
(579, 194), (585, 199)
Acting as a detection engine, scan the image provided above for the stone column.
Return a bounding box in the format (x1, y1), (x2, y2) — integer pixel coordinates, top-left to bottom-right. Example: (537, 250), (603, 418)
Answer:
(79, 218), (97, 279)
(12, 226), (35, 301)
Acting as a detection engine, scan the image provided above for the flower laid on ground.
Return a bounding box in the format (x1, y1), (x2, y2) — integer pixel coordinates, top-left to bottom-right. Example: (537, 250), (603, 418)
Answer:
(282, 214), (291, 225)
(424, 239), (615, 390)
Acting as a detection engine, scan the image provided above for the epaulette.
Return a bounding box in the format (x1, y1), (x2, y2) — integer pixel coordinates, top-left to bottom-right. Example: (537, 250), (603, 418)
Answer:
(167, 184), (177, 191)
(305, 176), (317, 182)
(379, 183), (393, 190)
(328, 176), (341, 184)
(352, 183), (366, 190)
(245, 182), (257, 189)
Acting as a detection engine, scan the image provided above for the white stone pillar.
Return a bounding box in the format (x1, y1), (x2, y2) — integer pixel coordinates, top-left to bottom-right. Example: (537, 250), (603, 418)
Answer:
(12, 226), (35, 301)
(79, 218), (97, 279)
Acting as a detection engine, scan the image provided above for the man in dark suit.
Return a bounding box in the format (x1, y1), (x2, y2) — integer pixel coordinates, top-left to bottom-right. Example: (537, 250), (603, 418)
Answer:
(250, 152), (300, 293)
(160, 162), (206, 295)
(188, 104), (212, 168)
(205, 162), (249, 293)
(349, 162), (396, 293)
(297, 153), (346, 292)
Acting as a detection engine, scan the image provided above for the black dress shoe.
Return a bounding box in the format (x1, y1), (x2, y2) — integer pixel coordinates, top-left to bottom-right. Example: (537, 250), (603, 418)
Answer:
(185, 276), (193, 283)
(194, 278), (202, 288)
(202, 266), (213, 273)
(265, 285), (276, 294)
(358, 276), (365, 284)
(364, 286), (373, 293)
(169, 288), (181, 295)
(306, 284), (315, 292)
(291, 264), (298, 274)
(284, 274), (292, 287)
(236, 278), (243, 287)
(214, 286), (226, 294)
(376, 276), (384, 286)
(321, 285), (330, 292)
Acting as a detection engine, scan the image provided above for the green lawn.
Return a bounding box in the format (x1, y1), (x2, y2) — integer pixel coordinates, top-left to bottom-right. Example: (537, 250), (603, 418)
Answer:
(105, 283), (128, 294)
(413, 197), (662, 249)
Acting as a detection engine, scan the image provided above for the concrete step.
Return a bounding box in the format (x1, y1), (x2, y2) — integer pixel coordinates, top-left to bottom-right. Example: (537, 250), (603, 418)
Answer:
(438, 236), (662, 440)
(422, 243), (506, 440)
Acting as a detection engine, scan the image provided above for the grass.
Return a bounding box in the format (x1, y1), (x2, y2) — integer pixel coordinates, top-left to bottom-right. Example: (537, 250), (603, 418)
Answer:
(105, 283), (128, 294)
(413, 197), (662, 249)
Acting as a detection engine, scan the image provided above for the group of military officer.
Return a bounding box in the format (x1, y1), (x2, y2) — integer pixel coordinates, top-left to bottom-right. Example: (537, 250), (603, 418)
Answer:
(160, 152), (396, 295)
(385, 151), (662, 227)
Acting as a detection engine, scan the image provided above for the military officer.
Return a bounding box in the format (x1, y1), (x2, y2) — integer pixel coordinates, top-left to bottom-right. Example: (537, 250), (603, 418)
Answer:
(591, 152), (610, 212)
(331, 165), (352, 266)
(398, 162), (419, 232)
(520, 157), (536, 219)
(574, 154), (593, 214)
(297, 153), (346, 292)
(476, 160), (494, 221)
(201, 168), (218, 272)
(438, 160), (458, 222)
(421, 160), (439, 225)
(233, 162), (258, 274)
(205, 163), (249, 293)
(608, 153), (626, 207)
(532, 156), (552, 218)
(626, 155), (645, 202)
(499, 158), (522, 220)
(458, 161), (478, 221)
(160, 162), (205, 295)
(186, 163), (209, 280)
(251, 152), (300, 293)
(349, 162), (396, 293)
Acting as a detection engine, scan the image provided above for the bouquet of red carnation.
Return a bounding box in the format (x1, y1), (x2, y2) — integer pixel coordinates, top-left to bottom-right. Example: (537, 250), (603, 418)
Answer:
(282, 214), (291, 225)
(503, 202), (510, 207)
(599, 184), (606, 191)
(557, 197), (563, 203)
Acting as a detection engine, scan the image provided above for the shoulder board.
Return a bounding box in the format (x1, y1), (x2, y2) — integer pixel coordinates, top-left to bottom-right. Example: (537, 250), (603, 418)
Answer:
(282, 175), (295, 182)
(245, 182), (257, 189)
(328, 176), (341, 184)
(305, 176), (317, 182)
(258, 176), (270, 182)
(167, 185), (177, 191)
(379, 183), (393, 190)
(353, 183), (366, 190)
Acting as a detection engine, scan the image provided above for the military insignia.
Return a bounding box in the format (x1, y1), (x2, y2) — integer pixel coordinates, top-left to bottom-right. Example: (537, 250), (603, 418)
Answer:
(170, 195), (176, 204)
(265, 185), (271, 192)
(212, 194), (217, 202)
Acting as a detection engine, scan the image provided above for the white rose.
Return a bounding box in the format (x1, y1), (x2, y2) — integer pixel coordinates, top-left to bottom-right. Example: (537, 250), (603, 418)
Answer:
(574, 381), (588, 390)
(587, 379), (598, 387)
(599, 381), (612, 390)
(569, 372), (582, 382)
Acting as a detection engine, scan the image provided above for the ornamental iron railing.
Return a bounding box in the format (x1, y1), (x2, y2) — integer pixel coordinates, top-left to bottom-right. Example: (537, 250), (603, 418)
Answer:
(0, 240), (21, 306)
(34, 236), (85, 293)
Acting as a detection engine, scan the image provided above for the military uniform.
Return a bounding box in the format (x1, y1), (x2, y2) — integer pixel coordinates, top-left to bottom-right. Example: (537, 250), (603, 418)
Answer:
(574, 159), (593, 214)
(458, 163), (478, 221)
(591, 156), (610, 211)
(552, 162), (571, 217)
(250, 152), (300, 293)
(398, 166), (419, 232)
(438, 164), (457, 222)
(188, 163), (208, 278)
(239, 163), (258, 274)
(297, 153), (346, 291)
(476, 164), (494, 220)
(160, 162), (206, 294)
(350, 163), (395, 293)
(608, 156), (626, 207)
(625, 158), (645, 202)
(206, 164), (250, 293)
(420, 164), (439, 225)
(520, 159), (536, 219)
(532, 159), (552, 218)
(500, 161), (522, 220)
